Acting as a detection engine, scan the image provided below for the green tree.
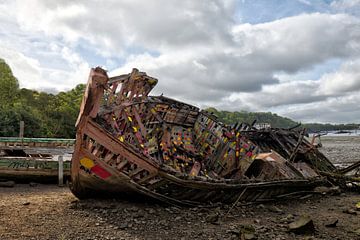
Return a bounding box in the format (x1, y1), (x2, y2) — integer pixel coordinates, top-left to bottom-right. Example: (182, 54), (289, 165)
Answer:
(0, 59), (19, 109)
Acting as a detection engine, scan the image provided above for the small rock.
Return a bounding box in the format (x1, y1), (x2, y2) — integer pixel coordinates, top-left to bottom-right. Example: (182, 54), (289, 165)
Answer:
(257, 204), (265, 209)
(29, 182), (38, 187)
(353, 228), (360, 235)
(119, 223), (127, 230)
(22, 201), (30, 206)
(147, 208), (156, 214)
(133, 211), (144, 218)
(288, 215), (315, 234)
(343, 209), (357, 215)
(239, 225), (256, 240)
(0, 181), (15, 188)
(206, 212), (219, 224)
(129, 206), (139, 212)
(165, 208), (173, 214)
(314, 186), (341, 195)
(268, 205), (283, 213)
(325, 219), (338, 228)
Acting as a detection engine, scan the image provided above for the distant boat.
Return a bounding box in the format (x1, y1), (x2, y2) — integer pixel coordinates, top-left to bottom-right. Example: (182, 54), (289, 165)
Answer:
(334, 130), (352, 134)
(0, 138), (73, 183)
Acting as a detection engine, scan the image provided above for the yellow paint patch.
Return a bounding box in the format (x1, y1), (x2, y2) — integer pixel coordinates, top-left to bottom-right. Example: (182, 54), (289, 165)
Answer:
(80, 157), (95, 169)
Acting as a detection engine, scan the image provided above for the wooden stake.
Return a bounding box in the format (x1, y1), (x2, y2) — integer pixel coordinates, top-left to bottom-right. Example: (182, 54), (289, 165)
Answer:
(19, 121), (24, 138)
(58, 155), (64, 187)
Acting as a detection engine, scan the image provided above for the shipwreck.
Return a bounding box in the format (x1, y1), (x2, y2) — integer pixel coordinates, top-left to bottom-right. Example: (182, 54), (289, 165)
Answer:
(70, 67), (358, 206)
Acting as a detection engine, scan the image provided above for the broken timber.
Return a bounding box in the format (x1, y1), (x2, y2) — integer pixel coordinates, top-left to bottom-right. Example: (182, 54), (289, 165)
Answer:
(70, 67), (343, 206)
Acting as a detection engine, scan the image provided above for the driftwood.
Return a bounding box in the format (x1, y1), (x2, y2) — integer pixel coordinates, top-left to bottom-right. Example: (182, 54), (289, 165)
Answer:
(69, 67), (346, 206)
(338, 160), (360, 174)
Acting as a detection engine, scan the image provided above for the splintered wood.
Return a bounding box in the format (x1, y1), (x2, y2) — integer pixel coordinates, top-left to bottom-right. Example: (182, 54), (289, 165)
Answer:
(70, 67), (356, 205)
(93, 68), (331, 181)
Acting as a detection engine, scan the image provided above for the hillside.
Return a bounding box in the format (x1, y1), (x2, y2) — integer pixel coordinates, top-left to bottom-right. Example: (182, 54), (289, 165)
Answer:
(205, 107), (298, 128)
(205, 107), (360, 132)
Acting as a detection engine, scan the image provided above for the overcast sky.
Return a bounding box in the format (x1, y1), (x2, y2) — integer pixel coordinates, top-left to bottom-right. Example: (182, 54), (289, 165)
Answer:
(0, 0), (359, 123)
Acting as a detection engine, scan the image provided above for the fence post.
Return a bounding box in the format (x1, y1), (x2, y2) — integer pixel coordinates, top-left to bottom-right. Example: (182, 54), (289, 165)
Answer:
(19, 121), (24, 138)
(58, 155), (64, 187)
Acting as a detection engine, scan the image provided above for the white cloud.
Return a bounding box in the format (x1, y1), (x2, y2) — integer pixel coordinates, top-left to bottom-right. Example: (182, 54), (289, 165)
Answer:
(0, 46), (42, 88)
(331, 0), (360, 9)
(319, 59), (360, 95)
(0, 0), (360, 123)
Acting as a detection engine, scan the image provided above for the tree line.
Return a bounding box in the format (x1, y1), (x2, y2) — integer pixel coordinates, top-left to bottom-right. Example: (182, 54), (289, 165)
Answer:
(0, 58), (84, 138)
(205, 108), (360, 133)
(0, 58), (358, 138)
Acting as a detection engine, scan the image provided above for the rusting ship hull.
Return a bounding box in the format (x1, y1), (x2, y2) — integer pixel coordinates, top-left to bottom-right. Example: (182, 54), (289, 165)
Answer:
(70, 67), (336, 205)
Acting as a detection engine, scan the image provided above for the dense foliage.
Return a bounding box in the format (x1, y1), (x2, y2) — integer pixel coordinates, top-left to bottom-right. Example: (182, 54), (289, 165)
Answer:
(0, 58), (358, 138)
(0, 59), (84, 138)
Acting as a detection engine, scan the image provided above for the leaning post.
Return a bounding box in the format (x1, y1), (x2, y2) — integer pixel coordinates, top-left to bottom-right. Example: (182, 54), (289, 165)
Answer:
(19, 121), (24, 138)
(58, 155), (64, 187)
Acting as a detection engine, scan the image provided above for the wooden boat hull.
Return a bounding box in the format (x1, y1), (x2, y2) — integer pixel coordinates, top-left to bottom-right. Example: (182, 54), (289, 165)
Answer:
(70, 119), (325, 206)
(0, 159), (70, 183)
(70, 67), (333, 206)
(0, 137), (73, 183)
